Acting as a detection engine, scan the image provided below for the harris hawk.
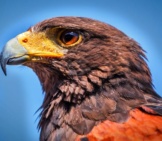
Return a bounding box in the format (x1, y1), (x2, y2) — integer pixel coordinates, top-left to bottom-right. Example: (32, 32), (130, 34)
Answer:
(1, 17), (162, 141)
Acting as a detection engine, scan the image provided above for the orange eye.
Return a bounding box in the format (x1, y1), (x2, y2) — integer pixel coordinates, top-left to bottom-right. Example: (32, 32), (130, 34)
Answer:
(58, 30), (82, 47)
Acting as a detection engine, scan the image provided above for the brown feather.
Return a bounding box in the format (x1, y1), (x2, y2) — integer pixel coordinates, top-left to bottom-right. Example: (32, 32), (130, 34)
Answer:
(2, 17), (162, 141)
(27, 17), (162, 141)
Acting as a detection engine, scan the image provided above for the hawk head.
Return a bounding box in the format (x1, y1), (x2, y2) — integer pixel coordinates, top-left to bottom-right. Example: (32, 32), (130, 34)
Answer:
(0, 17), (160, 141)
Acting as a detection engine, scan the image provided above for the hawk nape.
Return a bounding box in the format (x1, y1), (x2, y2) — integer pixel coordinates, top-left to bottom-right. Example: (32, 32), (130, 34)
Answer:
(1, 17), (162, 141)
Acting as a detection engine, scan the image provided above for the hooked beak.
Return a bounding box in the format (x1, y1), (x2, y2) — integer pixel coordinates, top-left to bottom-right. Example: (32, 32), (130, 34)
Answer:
(1, 37), (29, 75)
(0, 31), (66, 75)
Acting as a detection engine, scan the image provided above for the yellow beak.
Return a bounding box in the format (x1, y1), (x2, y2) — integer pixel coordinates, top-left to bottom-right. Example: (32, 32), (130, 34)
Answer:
(0, 31), (66, 75)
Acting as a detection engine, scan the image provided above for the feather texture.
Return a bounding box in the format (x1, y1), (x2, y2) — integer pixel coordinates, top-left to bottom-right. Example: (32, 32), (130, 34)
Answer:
(1, 17), (162, 141)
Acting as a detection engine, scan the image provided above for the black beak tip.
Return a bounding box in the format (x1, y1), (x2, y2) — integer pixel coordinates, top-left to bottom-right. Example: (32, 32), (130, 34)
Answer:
(1, 64), (7, 76)
(0, 54), (7, 76)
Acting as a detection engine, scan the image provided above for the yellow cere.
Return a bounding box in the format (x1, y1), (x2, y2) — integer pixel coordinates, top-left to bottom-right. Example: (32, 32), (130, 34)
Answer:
(17, 31), (66, 58)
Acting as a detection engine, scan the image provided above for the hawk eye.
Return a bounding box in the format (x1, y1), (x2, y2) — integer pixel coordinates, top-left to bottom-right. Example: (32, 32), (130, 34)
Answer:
(61, 31), (79, 45)
(58, 30), (82, 47)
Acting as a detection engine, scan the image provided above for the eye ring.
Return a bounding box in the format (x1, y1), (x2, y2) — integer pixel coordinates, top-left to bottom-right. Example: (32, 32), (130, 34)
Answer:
(57, 29), (82, 47)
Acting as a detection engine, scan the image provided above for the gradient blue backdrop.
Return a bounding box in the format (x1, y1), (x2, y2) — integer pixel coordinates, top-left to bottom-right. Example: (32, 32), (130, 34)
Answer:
(0, 0), (161, 141)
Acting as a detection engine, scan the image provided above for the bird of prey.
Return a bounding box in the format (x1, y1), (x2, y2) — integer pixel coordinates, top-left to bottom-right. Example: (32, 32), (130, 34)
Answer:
(1, 17), (162, 141)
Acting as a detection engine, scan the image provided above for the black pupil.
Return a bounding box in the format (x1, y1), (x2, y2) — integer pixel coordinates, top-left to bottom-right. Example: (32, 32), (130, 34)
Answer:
(62, 31), (78, 43)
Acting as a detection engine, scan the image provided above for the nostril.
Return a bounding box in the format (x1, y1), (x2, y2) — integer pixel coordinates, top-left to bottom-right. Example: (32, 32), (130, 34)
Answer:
(22, 38), (28, 43)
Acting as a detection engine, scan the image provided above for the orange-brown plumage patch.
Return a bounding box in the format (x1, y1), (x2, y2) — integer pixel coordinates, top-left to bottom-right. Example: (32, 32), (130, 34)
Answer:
(76, 109), (162, 141)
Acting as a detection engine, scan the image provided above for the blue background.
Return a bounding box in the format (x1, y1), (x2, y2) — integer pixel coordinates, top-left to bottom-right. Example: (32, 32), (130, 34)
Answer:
(0, 0), (161, 141)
